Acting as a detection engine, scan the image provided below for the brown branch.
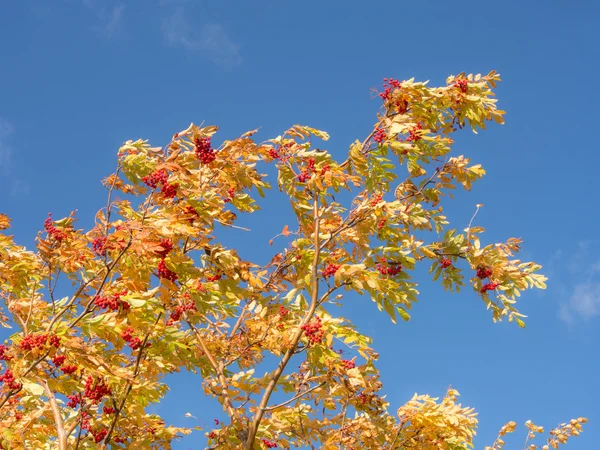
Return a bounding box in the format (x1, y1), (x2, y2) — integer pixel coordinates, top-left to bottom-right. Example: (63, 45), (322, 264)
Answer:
(187, 321), (237, 419)
(42, 380), (67, 450)
(245, 194), (322, 449)
(101, 313), (162, 448)
(264, 382), (325, 412)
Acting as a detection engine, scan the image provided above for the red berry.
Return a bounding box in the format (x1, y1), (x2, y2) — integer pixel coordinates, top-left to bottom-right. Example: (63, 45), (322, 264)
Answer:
(373, 128), (387, 143)
(342, 359), (356, 370)
(480, 282), (500, 294)
(476, 266), (493, 279)
(440, 258), (452, 269)
(322, 263), (340, 278)
(157, 259), (178, 282)
(194, 137), (216, 164)
(61, 364), (78, 375)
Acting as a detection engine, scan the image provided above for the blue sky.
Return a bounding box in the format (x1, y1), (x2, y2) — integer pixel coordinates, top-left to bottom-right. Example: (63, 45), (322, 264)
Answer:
(1, 0), (599, 448)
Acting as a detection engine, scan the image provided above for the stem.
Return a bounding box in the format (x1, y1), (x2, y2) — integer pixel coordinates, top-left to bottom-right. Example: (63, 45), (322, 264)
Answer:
(264, 382), (325, 412)
(245, 194), (322, 449)
(42, 381), (67, 450)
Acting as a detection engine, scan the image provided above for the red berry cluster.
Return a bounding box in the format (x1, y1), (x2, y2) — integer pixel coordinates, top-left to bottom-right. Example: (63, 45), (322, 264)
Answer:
(121, 327), (143, 350)
(297, 158), (316, 183)
(373, 128), (387, 143)
(322, 263), (340, 278)
(407, 123), (423, 142)
(44, 214), (68, 242)
(371, 194), (383, 206)
(183, 205), (200, 223)
(20, 333), (60, 351)
(114, 436), (127, 444)
(14, 411), (23, 421)
(476, 266), (493, 279)
(66, 394), (82, 409)
(454, 78), (469, 93)
(223, 187), (236, 203)
(262, 439), (278, 448)
(208, 431), (217, 439)
(377, 218), (387, 229)
(92, 236), (109, 256)
(91, 428), (108, 443)
(169, 299), (197, 323)
(440, 258), (453, 269)
(376, 258), (402, 276)
(320, 163), (331, 175)
(156, 238), (174, 258)
(84, 376), (111, 403)
(379, 78), (402, 101)
(195, 137), (216, 165)
(61, 364), (78, 375)
(207, 273), (222, 282)
(0, 369), (21, 390)
(94, 290), (130, 312)
(52, 354), (66, 366)
(301, 316), (324, 345)
(342, 359), (356, 370)
(103, 406), (116, 415)
(268, 147), (281, 161)
(142, 169), (168, 189)
(161, 181), (178, 199)
(0, 345), (12, 361)
(480, 282), (500, 294)
(142, 169), (178, 198)
(157, 259), (178, 282)
(278, 306), (289, 317)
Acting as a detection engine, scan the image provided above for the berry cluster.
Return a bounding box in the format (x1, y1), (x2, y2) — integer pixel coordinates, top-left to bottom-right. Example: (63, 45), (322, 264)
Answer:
(103, 406), (115, 415)
(20, 333), (60, 351)
(342, 359), (356, 370)
(377, 218), (387, 229)
(0, 369), (21, 390)
(156, 238), (174, 258)
(161, 182), (178, 199)
(169, 299), (197, 323)
(376, 258), (402, 276)
(407, 123), (423, 142)
(476, 266), (493, 279)
(371, 194), (383, 206)
(121, 327), (143, 350)
(373, 127), (387, 143)
(142, 169), (168, 189)
(142, 169), (178, 199)
(61, 364), (78, 375)
(278, 306), (289, 317)
(223, 187), (236, 203)
(52, 354), (66, 366)
(262, 439), (278, 448)
(301, 316), (324, 345)
(440, 258), (453, 269)
(297, 158), (316, 183)
(44, 214), (68, 242)
(320, 163), (331, 175)
(94, 290), (130, 312)
(454, 78), (469, 93)
(0, 344), (12, 361)
(182, 205), (200, 223)
(66, 394), (82, 408)
(379, 78), (402, 101)
(207, 273), (222, 282)
(268, 147), (281, 161)
(92, 236), (109, 256)
(322, 263), (340, 278)
(91, 428), (108, 444)
(195, 137), (216, 165)
(84, 376), (111, 403)
(157, 259), (178, 282)
(480, 282), (500, 294)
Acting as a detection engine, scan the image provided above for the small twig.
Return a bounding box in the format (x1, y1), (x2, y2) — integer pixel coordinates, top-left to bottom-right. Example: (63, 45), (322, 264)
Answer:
(265, 382), (325, 412)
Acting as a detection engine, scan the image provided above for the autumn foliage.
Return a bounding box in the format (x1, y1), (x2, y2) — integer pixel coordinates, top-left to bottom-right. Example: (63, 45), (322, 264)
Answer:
(0, 72), (587, 449)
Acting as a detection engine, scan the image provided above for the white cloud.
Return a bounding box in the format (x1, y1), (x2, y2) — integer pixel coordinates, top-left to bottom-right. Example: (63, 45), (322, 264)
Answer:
(556, 241), (600, 324)
(560, 282), (600, 324)
(161, 8), (241, 66)
(90, 4), (125, 38)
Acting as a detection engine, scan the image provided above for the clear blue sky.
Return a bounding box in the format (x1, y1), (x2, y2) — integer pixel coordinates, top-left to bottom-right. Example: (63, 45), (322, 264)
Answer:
(1, 1), (599, 448)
